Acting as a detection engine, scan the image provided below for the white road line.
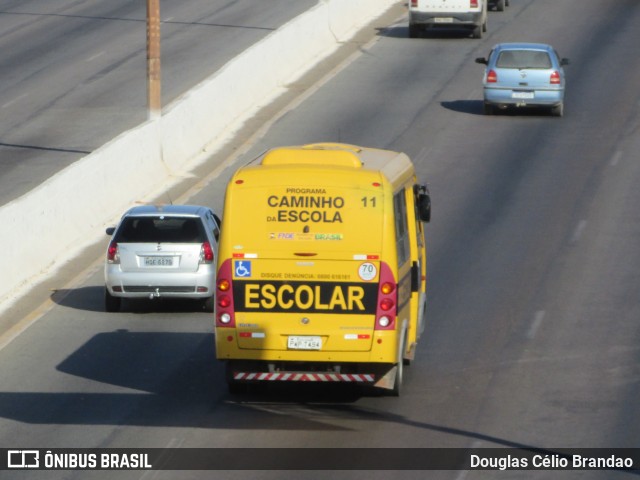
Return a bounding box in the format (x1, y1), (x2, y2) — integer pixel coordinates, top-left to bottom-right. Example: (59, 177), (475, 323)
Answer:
(416, 145), (433, 164)
(0, 255), (104, 352)
(610, 150), (623, 167)
(570, 220), (588, 244)
(139, 438), (184, 480)
(454, 468), (470, 480)
(466, 89), (480, 100)
(86, 51), (106, 62)
(2, 93), (27, 109)
(454, 439), (484, 480)
(527, 310), (545, 340)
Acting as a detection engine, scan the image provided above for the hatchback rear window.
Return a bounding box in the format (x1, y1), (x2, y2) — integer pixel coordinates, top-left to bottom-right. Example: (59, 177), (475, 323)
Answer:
(115, 216), (205, 243)
(496, 50), (552, 69)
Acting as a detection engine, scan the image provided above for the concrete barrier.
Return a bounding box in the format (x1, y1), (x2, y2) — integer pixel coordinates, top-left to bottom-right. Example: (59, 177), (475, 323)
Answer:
(0, 0), (398, 312)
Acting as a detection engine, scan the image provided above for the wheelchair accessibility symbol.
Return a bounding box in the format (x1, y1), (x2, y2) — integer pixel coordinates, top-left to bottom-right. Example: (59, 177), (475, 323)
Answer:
(234, 261), (252, 278)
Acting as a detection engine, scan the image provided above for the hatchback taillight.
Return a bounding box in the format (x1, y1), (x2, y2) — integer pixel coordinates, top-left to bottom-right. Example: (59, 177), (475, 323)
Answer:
(107, 241), (119, 264)
(470, 0), (479, 7)
(486, 69), (498, 83)
(200, 242), (214, 264)
(550, 71), (561, 85)
(411, 0), (418, 6)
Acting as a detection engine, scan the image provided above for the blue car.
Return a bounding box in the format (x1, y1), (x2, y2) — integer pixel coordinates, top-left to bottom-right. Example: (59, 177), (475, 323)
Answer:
(475, 42), (569, 116)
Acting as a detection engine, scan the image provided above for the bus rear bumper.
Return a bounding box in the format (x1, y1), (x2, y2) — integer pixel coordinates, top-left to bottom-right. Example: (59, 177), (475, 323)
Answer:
(225, 360), (397, 390)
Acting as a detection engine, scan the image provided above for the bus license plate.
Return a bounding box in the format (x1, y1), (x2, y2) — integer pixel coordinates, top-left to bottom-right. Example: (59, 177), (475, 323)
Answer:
(287, 336), (322, 350)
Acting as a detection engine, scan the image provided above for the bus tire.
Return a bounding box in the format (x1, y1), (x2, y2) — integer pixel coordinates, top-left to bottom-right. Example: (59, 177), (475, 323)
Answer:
(228, 381), (248, 394)
(391, 335), (406, 396)
(225, 361), (246, 394)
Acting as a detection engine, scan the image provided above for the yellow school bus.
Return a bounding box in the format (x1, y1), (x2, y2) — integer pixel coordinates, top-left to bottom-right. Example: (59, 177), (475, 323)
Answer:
(214, 143), (431, 395)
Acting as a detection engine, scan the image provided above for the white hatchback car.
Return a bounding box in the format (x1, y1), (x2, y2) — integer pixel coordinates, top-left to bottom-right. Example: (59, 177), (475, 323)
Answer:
(104, 205), (221, 312)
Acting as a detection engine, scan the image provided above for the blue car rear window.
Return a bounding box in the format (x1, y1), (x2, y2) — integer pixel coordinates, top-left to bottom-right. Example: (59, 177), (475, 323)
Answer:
(496, 50), (552, 69)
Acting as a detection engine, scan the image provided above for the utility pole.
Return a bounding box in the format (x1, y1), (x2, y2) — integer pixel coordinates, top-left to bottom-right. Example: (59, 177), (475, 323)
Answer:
(147, 0), (161, 119)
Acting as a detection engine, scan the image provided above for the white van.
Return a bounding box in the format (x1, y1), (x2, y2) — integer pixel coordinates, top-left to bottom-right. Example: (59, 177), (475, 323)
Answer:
(408, 0), (488, 39)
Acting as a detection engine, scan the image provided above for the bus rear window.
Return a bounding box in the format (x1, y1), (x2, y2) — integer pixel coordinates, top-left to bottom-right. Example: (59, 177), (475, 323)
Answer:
(229, 186), (384, 253)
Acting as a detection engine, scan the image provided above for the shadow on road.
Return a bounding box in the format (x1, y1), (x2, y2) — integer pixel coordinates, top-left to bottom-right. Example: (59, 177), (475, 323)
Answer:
(51, 286), (212, 314)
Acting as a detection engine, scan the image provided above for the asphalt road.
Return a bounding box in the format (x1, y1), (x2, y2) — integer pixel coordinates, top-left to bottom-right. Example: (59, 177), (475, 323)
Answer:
(0, 0), (316, 205)
(1, 0), (639, 479)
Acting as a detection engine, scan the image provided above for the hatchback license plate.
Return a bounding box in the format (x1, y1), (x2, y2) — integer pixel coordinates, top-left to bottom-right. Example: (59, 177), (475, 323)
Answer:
(287, 336), (322, 350)
(512, 91), (535, 99)
(144, 256), (174, 267)
(434, 17), (454, 23)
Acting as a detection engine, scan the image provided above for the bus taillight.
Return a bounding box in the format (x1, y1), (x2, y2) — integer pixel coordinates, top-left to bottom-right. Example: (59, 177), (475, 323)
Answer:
(216, 259), (236, 327)
(375, 262), (397, 330)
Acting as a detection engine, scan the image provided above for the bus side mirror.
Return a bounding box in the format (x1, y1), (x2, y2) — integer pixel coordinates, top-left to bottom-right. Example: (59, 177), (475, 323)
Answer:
(418, 193), (431, 223)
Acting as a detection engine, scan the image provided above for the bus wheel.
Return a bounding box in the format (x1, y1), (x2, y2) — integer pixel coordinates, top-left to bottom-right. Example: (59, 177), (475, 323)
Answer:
(225, 361), (247, 394)
(228, 381), (248, 394)
(391, 360), (404, 397)
(391, 336), (406, 396)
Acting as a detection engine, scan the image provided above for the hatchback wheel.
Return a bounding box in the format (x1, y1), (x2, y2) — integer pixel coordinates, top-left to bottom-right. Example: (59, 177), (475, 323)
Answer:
(472, 24), (483, 39)
(408, 23), (420, 39)
(496, 0), (505, 11)
(551, 103), (564, 117)
(202, 295), (215, 313)
(105, 289), (121, 312)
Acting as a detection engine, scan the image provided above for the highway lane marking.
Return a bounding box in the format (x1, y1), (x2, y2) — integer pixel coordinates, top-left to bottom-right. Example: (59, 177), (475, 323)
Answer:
(415, 145), (434, 165)
(86, 51), (106, 62)
(454, 440), (483, 479)
(0, 255), (104, 353)
(455, 467), (470, 480)
(2, 93), (27, 109)
(610, 150), (623, 167)
(466, 89), (480, 100)
(139, 438), (184, 479)
(570, 220), (588, 244)
(526, 310), (545, 340)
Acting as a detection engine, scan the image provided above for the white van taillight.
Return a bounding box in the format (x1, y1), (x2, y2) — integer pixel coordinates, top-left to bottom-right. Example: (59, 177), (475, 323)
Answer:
(200, 242), (214, 264)
(470, 0), (479, 8)
(411, 0), (418, 6)
(107, 241), (120, 264)
(375, 262), (397, 331)
(216, 259), (236, 327)
(487, 69), (498, 83)
(550, 71), (561, 85)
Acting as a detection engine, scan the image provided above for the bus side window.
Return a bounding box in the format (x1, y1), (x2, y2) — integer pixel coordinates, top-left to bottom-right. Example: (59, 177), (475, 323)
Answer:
(414, 184), (431, 223)
(393, 190), (410, 267)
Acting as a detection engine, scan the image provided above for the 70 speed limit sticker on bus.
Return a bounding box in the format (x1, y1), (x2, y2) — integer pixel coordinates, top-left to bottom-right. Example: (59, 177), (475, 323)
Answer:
(358, 262), (377, 281)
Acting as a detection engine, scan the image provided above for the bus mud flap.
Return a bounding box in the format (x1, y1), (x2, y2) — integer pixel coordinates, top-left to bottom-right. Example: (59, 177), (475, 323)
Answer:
(374, 365), (398, 390)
